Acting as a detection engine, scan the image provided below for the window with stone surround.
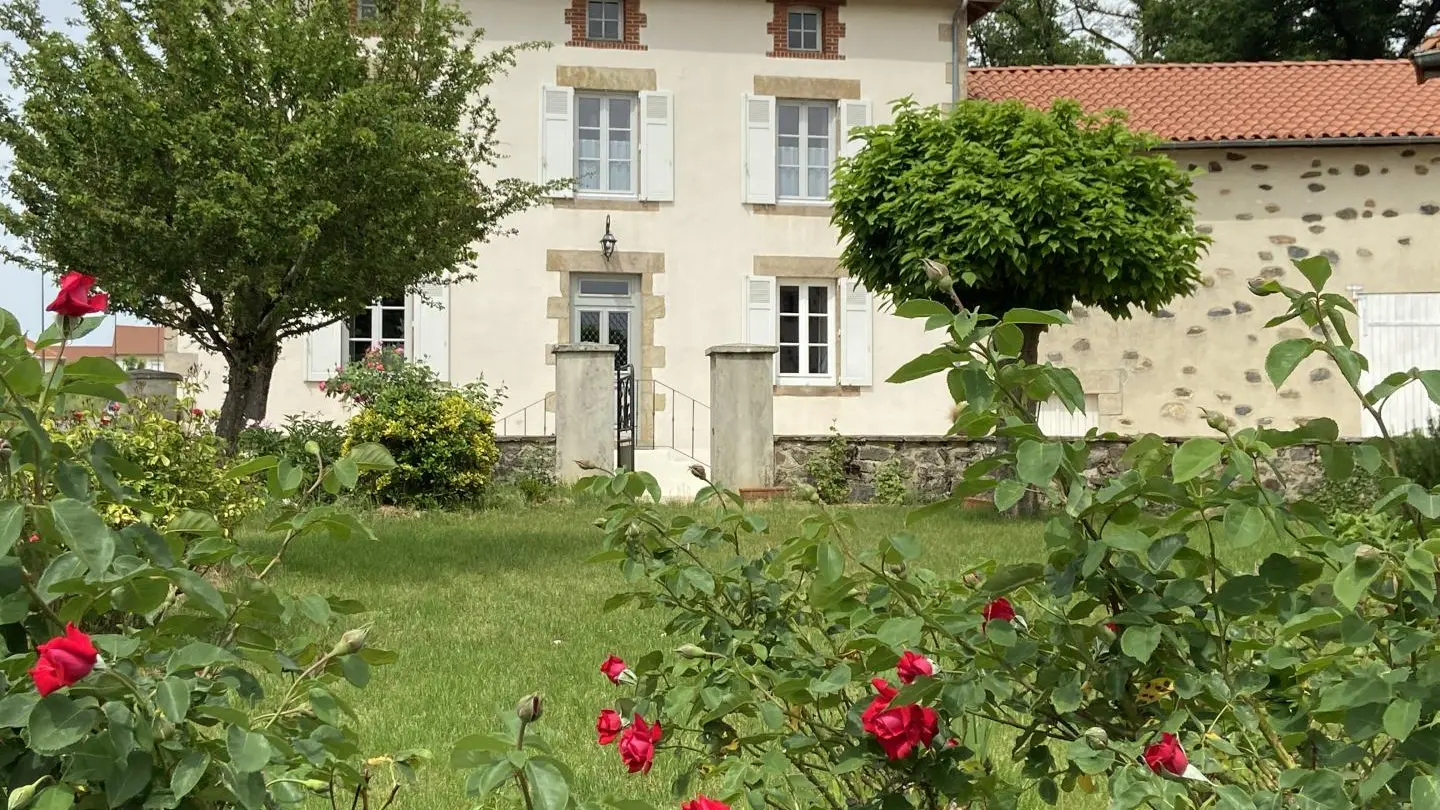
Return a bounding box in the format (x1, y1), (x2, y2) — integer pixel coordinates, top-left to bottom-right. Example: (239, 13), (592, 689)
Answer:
(767, 0), (845, 60)
(565, 0), (647, 50)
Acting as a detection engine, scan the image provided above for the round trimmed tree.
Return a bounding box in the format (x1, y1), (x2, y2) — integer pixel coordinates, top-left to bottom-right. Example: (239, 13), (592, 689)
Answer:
(831, 98), (1208, 368)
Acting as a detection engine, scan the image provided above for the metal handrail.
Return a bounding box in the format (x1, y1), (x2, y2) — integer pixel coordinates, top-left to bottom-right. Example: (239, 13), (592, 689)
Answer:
(637, 378), (710, 464)
(497, 395), (553, 437)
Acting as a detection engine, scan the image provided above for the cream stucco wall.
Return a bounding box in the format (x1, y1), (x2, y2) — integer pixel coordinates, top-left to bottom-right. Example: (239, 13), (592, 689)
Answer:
(1042, 144), (1440, 437)
(188, 0), (969, 436)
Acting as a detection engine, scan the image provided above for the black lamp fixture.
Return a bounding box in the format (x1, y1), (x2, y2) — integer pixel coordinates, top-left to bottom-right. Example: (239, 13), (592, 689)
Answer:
(600, 216), (618, 260)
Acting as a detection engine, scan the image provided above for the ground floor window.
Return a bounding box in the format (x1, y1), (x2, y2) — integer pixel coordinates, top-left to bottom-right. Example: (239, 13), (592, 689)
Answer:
(778, 281), (833, 382)
(347, 296), (408, 362)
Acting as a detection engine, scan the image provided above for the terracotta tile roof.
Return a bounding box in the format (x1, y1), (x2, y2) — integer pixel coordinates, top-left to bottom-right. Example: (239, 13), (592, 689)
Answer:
(1419, 30), (1440, 53)
(29, 324), (165, 360)
(967, 60), (1440, 143)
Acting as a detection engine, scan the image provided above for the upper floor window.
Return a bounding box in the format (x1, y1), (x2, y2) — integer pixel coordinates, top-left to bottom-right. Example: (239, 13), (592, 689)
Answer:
(356, 0), (378, 21)
(777, 100), (833, 202)
(576, 93), (636, 197)
(587, 0), (623, 41)
(348, 296), (408, 362)
(787, 7), (821, 51)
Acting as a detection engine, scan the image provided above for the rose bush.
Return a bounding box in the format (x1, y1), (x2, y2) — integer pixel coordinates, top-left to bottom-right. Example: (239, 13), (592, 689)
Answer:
(0, 279), (414, 810)
(456, 255), (1440, 810)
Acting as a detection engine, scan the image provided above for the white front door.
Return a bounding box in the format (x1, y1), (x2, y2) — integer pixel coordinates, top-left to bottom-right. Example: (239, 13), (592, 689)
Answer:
(572, 275), (638, 370)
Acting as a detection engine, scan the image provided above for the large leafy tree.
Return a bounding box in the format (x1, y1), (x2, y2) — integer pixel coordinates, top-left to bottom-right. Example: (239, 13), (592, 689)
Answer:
(0, 0), (549, 441)
(831, 99), (1207, 370)
(970, 0), (1109, 66)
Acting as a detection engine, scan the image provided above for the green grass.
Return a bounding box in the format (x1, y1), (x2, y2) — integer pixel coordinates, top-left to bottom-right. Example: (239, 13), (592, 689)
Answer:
(262, 501), (1052, 810)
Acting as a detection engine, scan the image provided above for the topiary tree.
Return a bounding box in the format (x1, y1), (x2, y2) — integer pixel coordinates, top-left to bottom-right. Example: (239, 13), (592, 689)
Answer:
(831, 98), (1208, 370)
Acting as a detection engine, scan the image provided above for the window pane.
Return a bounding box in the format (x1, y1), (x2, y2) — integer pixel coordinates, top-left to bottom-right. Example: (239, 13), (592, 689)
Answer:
(609, 160), (632, 192)
(777, 137), (800, 167)
(807, 286), (828, 313)
(609, 127), (631, 159)
(579, 278), (630, 296)
(807, 167), (829, 198)
(348, 342), (370, 363)
(802, 29), (818, 50)
(779, 285), (800, 314)
(779, 314), (799, 343)
(778, 104), (800, 136)
(779, 346), (800, 374)
(788, 28), (805, 50)
(578, 97), (602, 129)
(603, 19), (620, 39)
(608, 98), (632, 129)
(577, 159), (601, 190)
(351, 312), (372, 339)
(578, 311), (602, 343)
(778, 167), (800, 198)
(809, 346), (828, 374)
(808, 315), (828, 345)
(608, 311), (630, 366)
(808, 105), (830, 137)
(382, 307), (405, 340)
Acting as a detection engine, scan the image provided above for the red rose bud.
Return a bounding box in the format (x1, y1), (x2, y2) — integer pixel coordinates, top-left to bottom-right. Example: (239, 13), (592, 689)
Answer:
(601, 654), (633, 684)
(1105, 622), (1119, 634)
(29, 624), (97, 696)
(681, 796), (729, 810)
(618, 714), (661, 773)
(46, 272), (109, 318)
(516, 693), (543, 724)
(896, 651), (935, 684)
(982, 597), (1016, 628)
(26, 534), (38, 544)
(1143, 732), (1189, 776)
(596, 709), (623, 745)
(190, 408), (204, 417)
(72, 411), (84, 420)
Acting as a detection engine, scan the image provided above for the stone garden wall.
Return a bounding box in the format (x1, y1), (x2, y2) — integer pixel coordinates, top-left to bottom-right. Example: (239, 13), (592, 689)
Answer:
(773, 435), (1338, 503)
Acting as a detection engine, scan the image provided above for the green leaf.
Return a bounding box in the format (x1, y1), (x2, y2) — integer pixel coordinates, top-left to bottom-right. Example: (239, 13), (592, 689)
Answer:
(64, 356), (129, 383)
(226, 726), (273, 773)
(0, 693), (38, 728)
(1015, 441), (1062, 487)
(105, 751), (152, 807)
(679, 565), (714, 594)
(0, 502), (24, 554)
(888, 532), (921, 560)
(1293, 256), (1332, 291)
(1001, 308), (1067, 326)
(525, 758), (571, 810)
(1407, 484), (1440, 519)
(982, 563), (1044, 595)
(1214, 575), (1272, 615)
(49, 498), (115, 576)
(1120, 624), (1161, 663)
(1384, 698), (1420, 742)
(985, 620), (1016, 646)
(298, 594), (331, 624)
(876, 616), (924, 648)
(1334, 557), (1382, 610)
(224, 767), (266, 810)
(894, 300), (951, 320)
(1412, 775), (1440, 810)
(342, 654), (371, 687)
(1101, 525), (1151, 553)
(992, 323), (1024, 356)
(466, 762), (514, 797)
(1266, 339), (1315, 387)
(165, 570), (227, 617)
(156, 677), (189, 723)
(816, 541), (844, 585)
(30, 788), (72, 810)
(227, 455), (279, 478)
(28, 694), (97, 754)
(1051, 675), (1083, 714)
(1419, 371), (1440, 412)
(1172, 438), (1223, 483)
(1222, 504), (1266, 549)
(887, 347), (958, 384)
(342, 442), (397, 471)
(994, 480), (1025, 511)
(168, 642), (231, 673)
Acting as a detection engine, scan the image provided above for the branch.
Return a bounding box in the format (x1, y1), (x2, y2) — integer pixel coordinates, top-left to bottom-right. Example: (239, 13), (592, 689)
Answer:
(277, 312), (349, 341)
(254, 244), (313, 337)
(174, 294), (236, 364)
(1071, 3), (1142, 60)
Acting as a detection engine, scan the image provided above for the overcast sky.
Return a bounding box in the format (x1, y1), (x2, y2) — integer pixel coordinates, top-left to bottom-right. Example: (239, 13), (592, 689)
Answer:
(0, 0), (145, 343)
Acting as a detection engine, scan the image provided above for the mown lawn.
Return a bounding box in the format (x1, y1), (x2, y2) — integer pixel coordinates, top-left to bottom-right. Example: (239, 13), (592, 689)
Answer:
(259, 499), (1291, 810)
(259, 500), (1054, 809)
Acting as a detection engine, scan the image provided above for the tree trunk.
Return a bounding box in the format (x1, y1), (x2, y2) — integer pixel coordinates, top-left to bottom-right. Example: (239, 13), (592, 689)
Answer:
(217, 343), (281, 449)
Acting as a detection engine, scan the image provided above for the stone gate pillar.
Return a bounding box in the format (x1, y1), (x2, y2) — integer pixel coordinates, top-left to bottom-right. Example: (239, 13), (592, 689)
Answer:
(706, 344), (778, 491)
(553, 344), (618, 483)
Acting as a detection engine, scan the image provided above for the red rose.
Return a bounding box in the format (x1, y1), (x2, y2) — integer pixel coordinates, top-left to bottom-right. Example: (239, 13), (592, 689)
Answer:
(1105, 622), (1119, 633)
(860, 677), (898, 730)
(681, 796), (729, 810)
(596, 709), (622, 745)
(1143, 732), (1189, 776)
(190, 407), (204, 417)
(71, 411), (84, 420)
(46, 272), (109, 318)
(982, 597), (1016, 628)
(29, 624), (97, 696)
(866, 702), (939, 760)
(896, 651), (934, 684)
(601, 654), (629, 684)
(26, 534), (38, 544)
(618, 714), (661, 773)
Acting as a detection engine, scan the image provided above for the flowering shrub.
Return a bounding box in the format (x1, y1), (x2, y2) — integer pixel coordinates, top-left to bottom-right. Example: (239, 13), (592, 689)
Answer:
(0, 279), (411, 810)
(55, 397), (264, 528)
(327, 345), (501, 507)
(459, 255), (1440, 810)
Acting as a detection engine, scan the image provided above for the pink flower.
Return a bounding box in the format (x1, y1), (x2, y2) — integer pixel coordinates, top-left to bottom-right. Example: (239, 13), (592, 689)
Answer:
(107, 402), (120, 413)
(896, 651), (934, 684)
(318, 381), (327, 392)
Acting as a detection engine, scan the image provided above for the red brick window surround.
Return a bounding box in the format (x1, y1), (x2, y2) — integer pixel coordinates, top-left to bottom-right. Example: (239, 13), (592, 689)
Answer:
(767, 0), (845, 60)
(565, 0), (648, 50)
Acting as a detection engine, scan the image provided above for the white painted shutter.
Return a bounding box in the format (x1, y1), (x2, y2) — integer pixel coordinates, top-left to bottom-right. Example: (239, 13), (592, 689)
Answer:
(1037, 395), (1100, 436)
(411, 284), (450, 381)
(839, 278), (873, 386)
(1358, 293), (1440, 437)
(639, 90), (674, 202)
(540, 85), (574, 198)
(305, 322), (343, 382)
(838, 99), (872, 160)
(742, 94), (777, 204)
(743, 275), (777, 346)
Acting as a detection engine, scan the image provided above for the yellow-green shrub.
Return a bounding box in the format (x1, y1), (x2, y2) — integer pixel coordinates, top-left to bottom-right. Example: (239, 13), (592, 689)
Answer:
(343, 390), (499, 506)
(53, 397), (265, 529)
